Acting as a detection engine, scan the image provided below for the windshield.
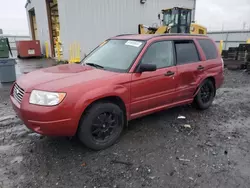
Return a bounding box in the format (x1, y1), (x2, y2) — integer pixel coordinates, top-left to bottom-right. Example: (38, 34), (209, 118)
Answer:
(163, 9), (178, 26)
(82, 39), (145, 72)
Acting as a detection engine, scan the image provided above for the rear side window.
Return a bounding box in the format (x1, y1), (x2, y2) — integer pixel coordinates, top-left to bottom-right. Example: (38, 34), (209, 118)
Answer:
(175, 40), (200, 64)
(198, 39), (218, 60)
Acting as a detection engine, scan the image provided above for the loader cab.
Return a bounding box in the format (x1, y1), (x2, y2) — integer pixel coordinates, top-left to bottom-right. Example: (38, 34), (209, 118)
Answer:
(162, 7), (192, 34)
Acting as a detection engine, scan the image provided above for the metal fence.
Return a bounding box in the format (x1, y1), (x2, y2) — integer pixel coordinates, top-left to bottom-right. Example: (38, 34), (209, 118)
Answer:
(208, 30), (250, 50)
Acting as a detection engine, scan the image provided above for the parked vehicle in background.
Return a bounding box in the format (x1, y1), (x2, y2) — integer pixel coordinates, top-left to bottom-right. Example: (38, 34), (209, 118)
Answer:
(10, 34), (224, 150)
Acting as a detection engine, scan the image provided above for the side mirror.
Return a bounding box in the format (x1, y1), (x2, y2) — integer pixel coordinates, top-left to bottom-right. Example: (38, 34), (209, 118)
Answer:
(138, 63), (157, 73)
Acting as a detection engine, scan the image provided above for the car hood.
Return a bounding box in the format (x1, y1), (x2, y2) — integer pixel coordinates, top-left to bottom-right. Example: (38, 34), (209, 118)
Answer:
(16, 64), (118, 92)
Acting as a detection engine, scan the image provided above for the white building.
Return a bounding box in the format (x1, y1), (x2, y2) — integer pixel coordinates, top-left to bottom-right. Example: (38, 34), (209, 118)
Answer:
(208, 30), (250, 50)
(25, 0), (196, 60)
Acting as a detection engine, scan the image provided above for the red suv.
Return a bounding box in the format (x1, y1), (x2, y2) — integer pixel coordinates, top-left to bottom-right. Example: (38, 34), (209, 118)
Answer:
(10, 34), (224, 150)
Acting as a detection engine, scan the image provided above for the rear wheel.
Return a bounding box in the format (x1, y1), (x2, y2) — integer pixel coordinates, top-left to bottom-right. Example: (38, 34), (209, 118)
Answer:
(193, 79), (215, 110)
(78, 102), (124, 150)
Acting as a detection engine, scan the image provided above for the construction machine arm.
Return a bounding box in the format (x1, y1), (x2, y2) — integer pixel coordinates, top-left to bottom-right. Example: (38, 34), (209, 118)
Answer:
(138, 24), (169, 34)
(138, 24), (158, 34)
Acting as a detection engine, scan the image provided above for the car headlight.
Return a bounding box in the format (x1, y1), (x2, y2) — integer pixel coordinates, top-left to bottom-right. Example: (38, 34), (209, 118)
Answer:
(29, 90), (66, 106)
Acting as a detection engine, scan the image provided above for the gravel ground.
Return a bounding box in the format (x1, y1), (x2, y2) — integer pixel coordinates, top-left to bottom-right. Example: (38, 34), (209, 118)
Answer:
(1, 69), (250, 188)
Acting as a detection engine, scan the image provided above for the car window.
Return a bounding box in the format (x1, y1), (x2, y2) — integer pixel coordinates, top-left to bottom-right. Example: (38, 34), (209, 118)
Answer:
(141, 41), (174, 69)
(175, 40), (200, 65)
(198, 39), (218, 60)
(82, 39), (145, 72)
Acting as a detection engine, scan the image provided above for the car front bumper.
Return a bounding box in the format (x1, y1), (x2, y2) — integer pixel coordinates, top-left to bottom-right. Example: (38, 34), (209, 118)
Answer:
(10, 94), (79, 137)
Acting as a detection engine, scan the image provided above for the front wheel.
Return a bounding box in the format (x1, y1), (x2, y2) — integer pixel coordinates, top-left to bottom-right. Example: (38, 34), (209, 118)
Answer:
(193, 79), (215, 110)
(78, 102), (124, 150)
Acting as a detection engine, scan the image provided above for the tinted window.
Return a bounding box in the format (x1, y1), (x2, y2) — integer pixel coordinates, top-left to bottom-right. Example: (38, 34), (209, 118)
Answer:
(198, 39), (218, 60)
(141, 41), (174, 69)
(175, 40), (200, 64)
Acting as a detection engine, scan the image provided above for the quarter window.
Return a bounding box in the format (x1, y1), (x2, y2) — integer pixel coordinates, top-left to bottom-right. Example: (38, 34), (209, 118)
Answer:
(175, 40), (200, 64)
(141, 41), (174, 69)
(198, 39), (218, 60)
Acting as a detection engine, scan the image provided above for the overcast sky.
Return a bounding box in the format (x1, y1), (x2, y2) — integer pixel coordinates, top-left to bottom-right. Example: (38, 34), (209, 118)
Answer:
(0, 0), (27, 35)
(196, 0), (250, 30)
(0, 0), (249, 35)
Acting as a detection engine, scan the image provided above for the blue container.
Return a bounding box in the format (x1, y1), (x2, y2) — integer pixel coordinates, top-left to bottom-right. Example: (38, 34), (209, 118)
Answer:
(0, 58), (16, 83)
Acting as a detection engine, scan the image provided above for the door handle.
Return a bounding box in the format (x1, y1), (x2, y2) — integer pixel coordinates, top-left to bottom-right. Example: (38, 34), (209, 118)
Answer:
(197, 65), (204, 70)
(164, 71), (175, 76)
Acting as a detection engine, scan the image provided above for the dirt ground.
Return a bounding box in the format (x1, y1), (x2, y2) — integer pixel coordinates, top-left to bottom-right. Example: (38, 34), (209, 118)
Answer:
(1, 69), (250, 188)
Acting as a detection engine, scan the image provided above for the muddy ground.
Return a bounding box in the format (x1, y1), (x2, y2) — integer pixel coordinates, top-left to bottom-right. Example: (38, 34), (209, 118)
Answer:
(1, 69), (250, 188)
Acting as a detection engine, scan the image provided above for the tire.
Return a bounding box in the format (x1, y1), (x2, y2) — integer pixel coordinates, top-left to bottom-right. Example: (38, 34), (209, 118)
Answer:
(78, 102), (124, 150)
(193, 79), (215, 110)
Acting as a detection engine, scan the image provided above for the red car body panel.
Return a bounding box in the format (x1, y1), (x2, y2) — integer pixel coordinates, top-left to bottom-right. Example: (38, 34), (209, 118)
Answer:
(10, 35), (224, 136)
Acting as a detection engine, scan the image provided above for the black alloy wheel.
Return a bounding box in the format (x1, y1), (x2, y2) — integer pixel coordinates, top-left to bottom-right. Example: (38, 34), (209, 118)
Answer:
(78, 102), (124, 150)
(193, 79), (215, 110)
(91, 112), (119, 143)
(200, 83), (213, 103)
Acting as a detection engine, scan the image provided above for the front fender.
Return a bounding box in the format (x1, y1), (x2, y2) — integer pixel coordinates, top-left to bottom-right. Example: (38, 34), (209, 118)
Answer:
(73, 84), (129, 122)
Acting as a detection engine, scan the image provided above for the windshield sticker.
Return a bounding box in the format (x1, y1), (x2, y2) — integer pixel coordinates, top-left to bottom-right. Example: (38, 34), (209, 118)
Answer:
(125, 40), (142, 47)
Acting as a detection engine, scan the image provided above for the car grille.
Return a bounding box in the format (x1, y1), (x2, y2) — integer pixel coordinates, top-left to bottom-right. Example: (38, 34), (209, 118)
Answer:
(13, 84), (25, 103)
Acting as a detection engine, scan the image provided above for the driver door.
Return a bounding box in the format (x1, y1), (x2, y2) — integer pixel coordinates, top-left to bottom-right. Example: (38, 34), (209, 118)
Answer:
(130, 40), (178, 118)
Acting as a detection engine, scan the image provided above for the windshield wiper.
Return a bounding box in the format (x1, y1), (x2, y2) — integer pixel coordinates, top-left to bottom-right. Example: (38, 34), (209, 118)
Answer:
(85, 63), (104, 69)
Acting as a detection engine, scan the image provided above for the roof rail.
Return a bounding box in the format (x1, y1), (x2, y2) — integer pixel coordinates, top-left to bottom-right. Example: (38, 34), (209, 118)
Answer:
(157, 33), (208, 37)
(115, 34), (136, 37)
(116, 33), (208, 39)
(140, 33), (207, 40)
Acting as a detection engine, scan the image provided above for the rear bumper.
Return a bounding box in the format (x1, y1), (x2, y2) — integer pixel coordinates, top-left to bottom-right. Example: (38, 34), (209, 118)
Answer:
(10, 95), (79, 137)
(215, 72), (224, 89)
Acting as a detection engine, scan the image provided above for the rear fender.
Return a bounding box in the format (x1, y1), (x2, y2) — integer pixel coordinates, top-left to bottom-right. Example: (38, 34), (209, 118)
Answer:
(193, 75), (216, 97)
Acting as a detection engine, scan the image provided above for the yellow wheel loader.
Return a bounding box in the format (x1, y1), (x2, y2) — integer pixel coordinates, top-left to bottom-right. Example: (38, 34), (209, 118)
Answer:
(139, 7), (207, 35)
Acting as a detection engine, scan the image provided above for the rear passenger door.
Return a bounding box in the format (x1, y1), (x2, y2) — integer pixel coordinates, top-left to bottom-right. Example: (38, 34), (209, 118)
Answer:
(174, 40), (204, 102)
